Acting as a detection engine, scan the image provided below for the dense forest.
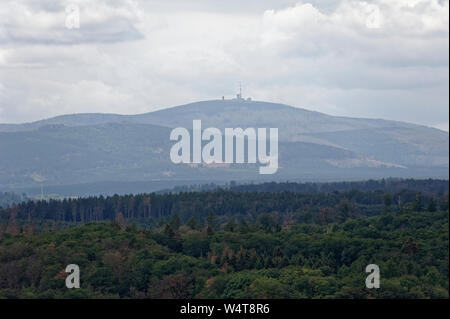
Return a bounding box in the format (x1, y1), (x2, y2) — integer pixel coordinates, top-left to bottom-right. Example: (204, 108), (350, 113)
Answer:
(0, 179), (448, 230)
(0, 179), (448, 299)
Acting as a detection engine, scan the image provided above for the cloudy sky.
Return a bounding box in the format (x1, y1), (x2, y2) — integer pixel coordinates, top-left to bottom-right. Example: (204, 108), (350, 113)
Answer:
(0, 0), (448, 131)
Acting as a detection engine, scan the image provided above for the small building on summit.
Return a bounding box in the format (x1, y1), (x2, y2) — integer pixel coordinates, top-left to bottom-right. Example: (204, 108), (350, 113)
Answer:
(224, 83), (251, 102)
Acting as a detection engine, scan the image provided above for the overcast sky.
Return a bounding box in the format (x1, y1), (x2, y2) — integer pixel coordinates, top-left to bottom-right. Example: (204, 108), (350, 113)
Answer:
(0, 0), (448, 131)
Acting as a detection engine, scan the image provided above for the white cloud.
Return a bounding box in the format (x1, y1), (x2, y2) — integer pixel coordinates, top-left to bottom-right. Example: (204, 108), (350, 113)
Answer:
(0, 0), (448, 130)
(260, 0), (448, 63)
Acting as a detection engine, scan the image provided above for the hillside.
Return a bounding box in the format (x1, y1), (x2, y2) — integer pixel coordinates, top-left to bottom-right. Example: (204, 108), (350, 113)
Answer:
(0, 100), (448, 196)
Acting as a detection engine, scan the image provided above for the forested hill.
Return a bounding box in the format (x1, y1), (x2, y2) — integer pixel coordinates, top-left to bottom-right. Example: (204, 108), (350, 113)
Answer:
(1, 100), (448, 195)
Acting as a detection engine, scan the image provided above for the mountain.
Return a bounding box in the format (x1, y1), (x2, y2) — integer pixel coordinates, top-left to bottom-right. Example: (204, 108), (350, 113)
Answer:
(0, 100), (448, 196)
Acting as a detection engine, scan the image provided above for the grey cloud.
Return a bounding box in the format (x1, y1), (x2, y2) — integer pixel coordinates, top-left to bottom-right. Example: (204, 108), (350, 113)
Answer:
(0, 0), (144, 45)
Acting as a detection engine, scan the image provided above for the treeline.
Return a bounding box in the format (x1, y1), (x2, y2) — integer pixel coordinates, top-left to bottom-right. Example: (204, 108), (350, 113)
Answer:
(0, 192), (29, 209)
(0, 180), (448, 233)
(161, 178), (449, 195)
(0, 209), (448, 298)
(228, 178), (449, 195)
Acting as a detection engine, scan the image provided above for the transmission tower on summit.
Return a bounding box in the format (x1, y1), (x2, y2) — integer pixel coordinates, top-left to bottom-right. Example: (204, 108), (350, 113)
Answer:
(225, 82), (251, 102)
(236, 82), (243, 101)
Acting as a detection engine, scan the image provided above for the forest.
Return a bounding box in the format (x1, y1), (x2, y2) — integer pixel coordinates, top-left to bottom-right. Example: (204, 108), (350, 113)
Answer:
(0, 179), (448, 299)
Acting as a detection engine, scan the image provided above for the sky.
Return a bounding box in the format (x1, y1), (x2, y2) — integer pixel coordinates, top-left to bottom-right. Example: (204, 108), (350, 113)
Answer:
(0, 0), (448, 131)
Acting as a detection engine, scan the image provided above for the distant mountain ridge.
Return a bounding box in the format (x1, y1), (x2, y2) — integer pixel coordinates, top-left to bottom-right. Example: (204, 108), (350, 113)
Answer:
(0, 100), (448, 196)
(0, 100), (433, 134)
